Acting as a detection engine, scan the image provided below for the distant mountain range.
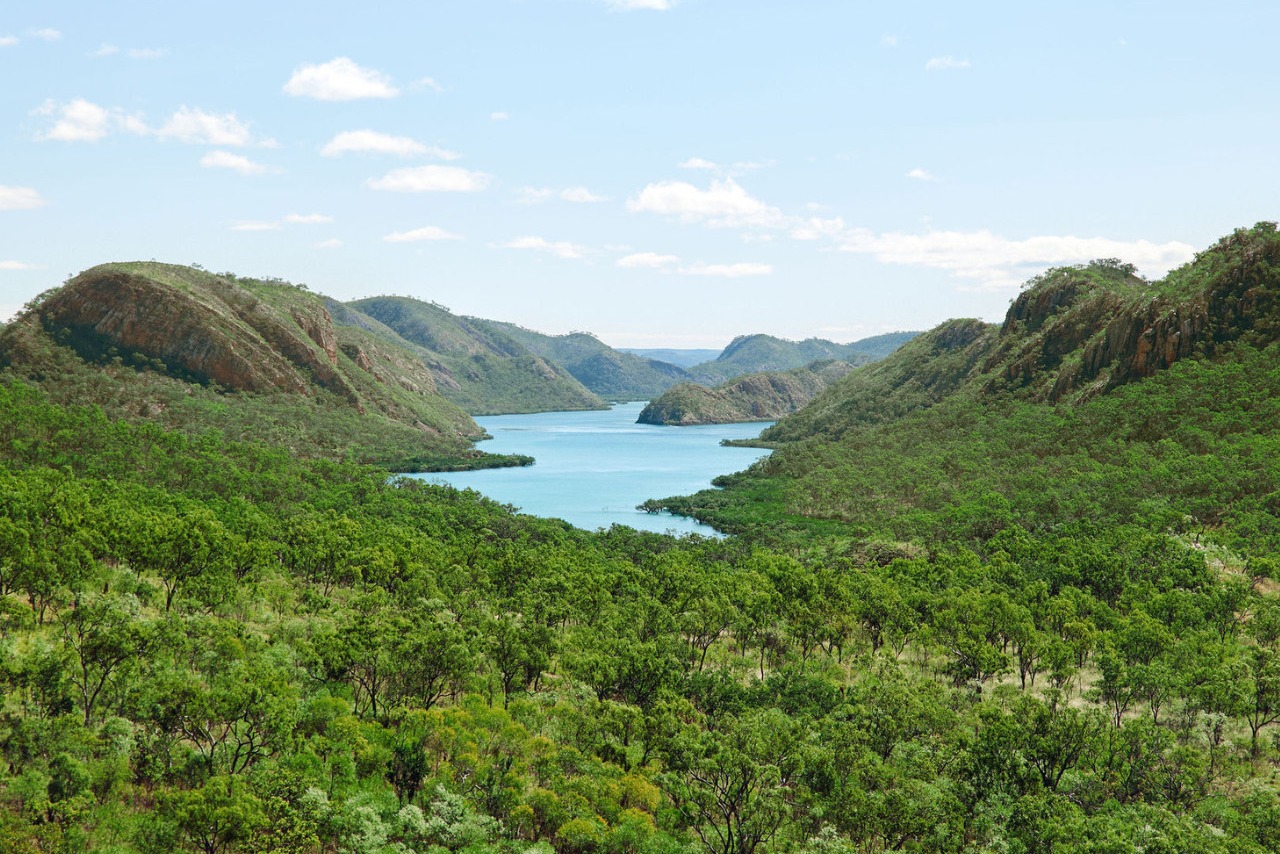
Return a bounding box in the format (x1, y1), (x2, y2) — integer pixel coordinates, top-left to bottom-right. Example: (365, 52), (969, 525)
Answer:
(0, 260), (920, 467)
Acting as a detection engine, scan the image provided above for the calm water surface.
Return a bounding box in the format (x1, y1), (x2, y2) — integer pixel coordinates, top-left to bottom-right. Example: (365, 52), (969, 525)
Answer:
(411, 402), (772, 536)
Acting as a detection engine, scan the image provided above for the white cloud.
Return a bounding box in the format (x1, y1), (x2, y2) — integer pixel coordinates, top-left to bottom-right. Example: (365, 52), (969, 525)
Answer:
(0, 186), (45, 210)
(282, 213), (333, 224)
(415, 77), (444, 92)
(93, 43), (118, 56)
(559, 186), (606, 203)
(490, 111), (509, 121)
(367, 165), (492, 193)
(925, 56), (970, 71)
(504, 236), (587, 260)
(284, 57), (399, 101)
(628, 178), (784, 228)
(605, 0), (675, 9)
(30, 28), (61, 42)
(679, 157), (719, 170)
(34, 98), (115, 142)
(314, 239), (343, 249)
(837, 228), (1196, 291)
(201, 151), (270, 175)
(617, 252), (680, 269)
(0, 260), (40, 270)
(0, 36), (18, 48)
(906, 167), (936, 181)
(679, 262), (772, 278)
(32, 100), (265, 146)
(230, 220), (282, 231)
(516, 187), (556, 204)
(384, 226), (463, 243)
(154, 106), (255, 145)
(790, 216), (846, 241)
(320, 129), (457, 159)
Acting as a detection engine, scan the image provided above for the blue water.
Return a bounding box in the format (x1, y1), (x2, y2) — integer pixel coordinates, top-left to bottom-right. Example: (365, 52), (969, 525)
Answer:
(410, 402), (772, 536)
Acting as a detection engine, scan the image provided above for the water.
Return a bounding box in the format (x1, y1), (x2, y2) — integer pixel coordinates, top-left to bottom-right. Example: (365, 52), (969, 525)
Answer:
(410, 402), (772, 536)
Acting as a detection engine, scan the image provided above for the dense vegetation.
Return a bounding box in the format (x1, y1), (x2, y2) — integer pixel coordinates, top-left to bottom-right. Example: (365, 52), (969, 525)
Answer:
(347, 297), (607, 415)
(4, 227), (1280, 852)
(685, 333), (917, 387)
(637, 362), (857, 426)
(0, 264), (513, 472)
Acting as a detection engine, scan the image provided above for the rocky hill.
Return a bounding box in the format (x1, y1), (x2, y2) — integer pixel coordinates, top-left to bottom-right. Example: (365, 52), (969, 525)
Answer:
(636, 360), (857, 425)
(0, 263), (501, 468)
(685, 331), (917, 385)
(485, 323), (691, 400)
(347, 296), (606, 414)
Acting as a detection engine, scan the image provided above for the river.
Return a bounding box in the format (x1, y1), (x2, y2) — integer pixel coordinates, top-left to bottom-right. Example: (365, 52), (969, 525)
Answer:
(410, 402), (772, 536)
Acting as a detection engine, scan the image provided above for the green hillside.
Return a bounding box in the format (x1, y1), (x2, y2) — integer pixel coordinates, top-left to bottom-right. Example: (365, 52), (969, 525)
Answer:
(0, 263), (508, 470)
(650, 224), (1280, 543)
(636, 360), (858, 425)
(486, 323), (692, 401)
(7, 230), (1280, 852)
(686, 331), (917, 385)
(349, 296), (607, 414)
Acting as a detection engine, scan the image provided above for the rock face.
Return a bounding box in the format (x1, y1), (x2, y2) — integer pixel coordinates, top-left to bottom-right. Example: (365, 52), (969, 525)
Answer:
(0, 261), (483, 451)
(762, 222), (1280, 445)
(37, 269), (315, 394)
(985, 225), (1280, 402)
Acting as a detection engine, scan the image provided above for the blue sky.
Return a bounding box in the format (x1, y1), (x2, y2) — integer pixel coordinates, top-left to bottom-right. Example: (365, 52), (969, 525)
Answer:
(2, 1), (1278, 348)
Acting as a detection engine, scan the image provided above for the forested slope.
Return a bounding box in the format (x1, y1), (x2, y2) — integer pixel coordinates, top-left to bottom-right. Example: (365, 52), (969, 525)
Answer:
(636, 360), (858, 425)
(4, 229), (1280, 851)
(0, 263), (502, 470)
(348, 296), (606, 415)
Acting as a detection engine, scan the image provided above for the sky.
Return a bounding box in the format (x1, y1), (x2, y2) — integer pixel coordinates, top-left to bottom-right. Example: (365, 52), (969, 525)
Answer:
(2, 1), (1279, 349)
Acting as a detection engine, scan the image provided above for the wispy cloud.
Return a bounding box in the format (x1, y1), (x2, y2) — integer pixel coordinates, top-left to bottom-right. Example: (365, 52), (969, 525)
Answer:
(367, 165), (492, 193)
(490, 111), (509, 121)
(604, 0), (675, 9)
(628, 178), (784, 228)
(384, 226), (463, 243)
(503, 236), (588, 260)
(30, 28), (61, 42)
(0, 260), (41, 270)
(518, 186), (607, 204)
(321, 130), (457, 159)
(617, 252), (680, 269)
(33, 100), (268, 146)
(679, 262), (772, 278)
(201, 151), (272, 175)
(232, 213), (331, 230)
(314, 239), (343, 250)
(414, 77), (444, 93)
(837, 228), (1195, 291)
(880, 34), (898, 48)
(128, 47), (167, 59)
(283, 57), (398, 101)
(925, 55), (970, 71)
(906, 167), (937, 181)
(0, 35), (18, 48)
(154, 106), (257, 145)
(282, 213), (333, 224)
(0, 186), (46, 210)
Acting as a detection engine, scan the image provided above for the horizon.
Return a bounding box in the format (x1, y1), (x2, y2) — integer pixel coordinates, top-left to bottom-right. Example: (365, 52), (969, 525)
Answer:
(3, 2), (1277, 347)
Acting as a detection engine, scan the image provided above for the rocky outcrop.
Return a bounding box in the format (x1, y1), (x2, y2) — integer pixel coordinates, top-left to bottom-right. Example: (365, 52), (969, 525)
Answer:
(36, 270), (312, 394)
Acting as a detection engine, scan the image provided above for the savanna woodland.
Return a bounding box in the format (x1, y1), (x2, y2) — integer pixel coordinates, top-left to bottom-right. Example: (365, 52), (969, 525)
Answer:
(5, 224), (1280, 853)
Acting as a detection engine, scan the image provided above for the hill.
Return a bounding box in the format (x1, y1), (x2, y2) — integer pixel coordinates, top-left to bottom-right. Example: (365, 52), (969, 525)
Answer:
(347, 296), (606, 414)
(484, 323), (692, 400)
(0, 262), (512, 470)
(685, 331), (917, 384)
(636, 359), (858, 425)
(649, 223), (1280, 541)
